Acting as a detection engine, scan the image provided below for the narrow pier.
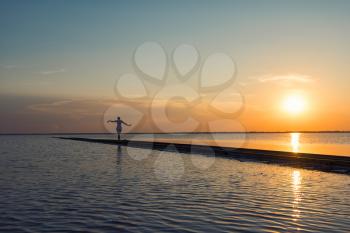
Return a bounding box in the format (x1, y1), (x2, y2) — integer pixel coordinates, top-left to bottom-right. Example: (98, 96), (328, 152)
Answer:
(56, 137), (350, 174)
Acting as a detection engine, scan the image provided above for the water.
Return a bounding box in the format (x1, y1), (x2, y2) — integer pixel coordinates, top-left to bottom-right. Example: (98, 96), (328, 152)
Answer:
(1, 135), (349, 232)
(122, 132), (350, 156)
(83, 132), (350, 156)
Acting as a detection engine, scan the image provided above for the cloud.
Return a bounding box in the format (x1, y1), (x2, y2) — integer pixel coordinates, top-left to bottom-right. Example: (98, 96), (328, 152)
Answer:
(1, 64), (67, 76)
(27, 99), (113, 118)
(39, 68), (66, 75)
(257, 74), (314, 83)
(29, 100), (74, 110)
(239, 73), (316, 87)
(0, 64), (17, 69)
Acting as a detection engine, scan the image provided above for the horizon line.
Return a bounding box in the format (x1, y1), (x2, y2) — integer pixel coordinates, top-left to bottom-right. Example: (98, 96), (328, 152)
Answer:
(1, 130), (350, 135)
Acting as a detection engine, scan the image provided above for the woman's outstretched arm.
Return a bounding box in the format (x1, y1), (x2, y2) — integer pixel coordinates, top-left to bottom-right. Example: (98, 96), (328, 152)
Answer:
(121, 121), (132, 126)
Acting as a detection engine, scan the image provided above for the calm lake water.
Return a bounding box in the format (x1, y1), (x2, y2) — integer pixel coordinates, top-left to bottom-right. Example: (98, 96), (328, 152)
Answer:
(1, 135), (350, 232)
(95, 132), (350, 156)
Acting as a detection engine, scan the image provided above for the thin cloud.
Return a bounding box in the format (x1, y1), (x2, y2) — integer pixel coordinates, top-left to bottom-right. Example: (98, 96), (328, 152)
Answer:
(1, 64), (67, 75)
(257, 74), (315, 83)
(0, 64), (18, 69)
(28, 99), (117, 117)
(40, 68), (66, 75)
(28, 100), (74, 112)
(240, 73), (316, 87)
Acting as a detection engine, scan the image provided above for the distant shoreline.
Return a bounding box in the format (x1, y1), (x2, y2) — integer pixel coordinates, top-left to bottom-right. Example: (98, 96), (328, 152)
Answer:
(1, 131), (350, 135)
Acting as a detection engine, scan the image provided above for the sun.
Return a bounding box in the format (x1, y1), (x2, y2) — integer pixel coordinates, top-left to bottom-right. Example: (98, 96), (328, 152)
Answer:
(282, 94), (307, 115)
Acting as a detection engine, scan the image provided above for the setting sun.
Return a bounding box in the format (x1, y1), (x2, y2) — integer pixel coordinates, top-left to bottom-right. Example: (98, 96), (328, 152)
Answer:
(283, 94), (307, 115)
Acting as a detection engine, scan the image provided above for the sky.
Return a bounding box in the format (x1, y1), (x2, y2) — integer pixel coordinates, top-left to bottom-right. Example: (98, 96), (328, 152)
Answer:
(0, 0), (349, 133)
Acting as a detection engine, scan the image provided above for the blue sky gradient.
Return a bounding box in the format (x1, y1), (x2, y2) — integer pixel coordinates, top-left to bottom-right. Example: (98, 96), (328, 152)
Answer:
(0, 0), (349, 133)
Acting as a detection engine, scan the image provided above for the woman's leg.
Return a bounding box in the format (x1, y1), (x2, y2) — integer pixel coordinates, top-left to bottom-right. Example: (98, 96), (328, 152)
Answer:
(117, 128), (122, 141)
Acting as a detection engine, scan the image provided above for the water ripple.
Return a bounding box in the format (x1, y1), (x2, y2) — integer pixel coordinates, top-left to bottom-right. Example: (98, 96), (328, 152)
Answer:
(0, 135), (349, 232)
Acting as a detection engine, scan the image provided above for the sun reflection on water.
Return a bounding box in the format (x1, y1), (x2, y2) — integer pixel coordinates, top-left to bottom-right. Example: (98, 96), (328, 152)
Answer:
(291, 133), (300, 153)
(292, 170), (302, 221)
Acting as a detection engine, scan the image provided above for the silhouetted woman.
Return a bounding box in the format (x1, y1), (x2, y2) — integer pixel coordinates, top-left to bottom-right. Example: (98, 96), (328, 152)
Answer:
(107, 116), (131, 141)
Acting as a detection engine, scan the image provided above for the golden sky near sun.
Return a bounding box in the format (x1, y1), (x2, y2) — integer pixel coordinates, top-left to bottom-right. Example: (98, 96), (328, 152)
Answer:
(0, 1), (349, 133)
